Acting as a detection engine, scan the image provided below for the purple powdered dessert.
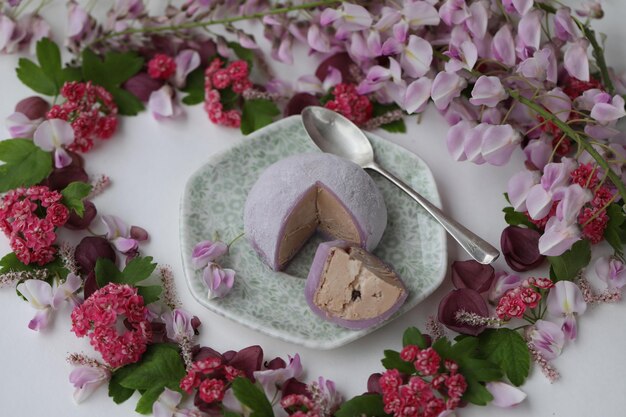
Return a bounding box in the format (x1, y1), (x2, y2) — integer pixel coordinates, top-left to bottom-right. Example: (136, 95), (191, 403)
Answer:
(305, 240), (407, 329)
(243, 153), (387, 271)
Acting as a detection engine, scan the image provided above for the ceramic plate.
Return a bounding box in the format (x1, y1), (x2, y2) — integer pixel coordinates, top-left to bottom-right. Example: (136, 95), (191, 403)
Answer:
(180, 116), (447, 349)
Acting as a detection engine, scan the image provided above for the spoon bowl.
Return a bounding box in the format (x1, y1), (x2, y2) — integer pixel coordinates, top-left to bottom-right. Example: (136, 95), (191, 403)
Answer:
(301, 106), (499, 265)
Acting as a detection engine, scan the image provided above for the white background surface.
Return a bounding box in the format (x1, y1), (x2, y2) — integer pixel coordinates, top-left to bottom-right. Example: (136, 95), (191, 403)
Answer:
(0, 1), (625, 416)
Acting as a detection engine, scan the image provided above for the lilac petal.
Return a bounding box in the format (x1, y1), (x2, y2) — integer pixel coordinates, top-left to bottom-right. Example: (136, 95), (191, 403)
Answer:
(481, 124), (521, 166)
(320, 8), (341, 26)
(470, 76), (507, 108)
(192, 240), (228, 269)
(548, 280), (587, 317)
(524, 138), (552, 171)
(33, 119), (75, 151)
(67, 2), (89, 39)
(52, 273), (82, 309)
(6, 112), (41, 138)
(439, 0), (470, 26)
(525, 184), (552, 220)
(173, 50), (200, 89)
(254, 354), (302, 400)
(541, 88), (572, 122)
(466, 1), (488, 39)
(28, 309), (51, 331)
(594, 256), (626, 290)
(450, 260), (495, 293)
(518, 10), (541, 51)
(564, 40), (590, 81)
(538, 217), (581, 256)
(340, 4), (372, 31)
(112, 237), (139, 254)
(349, 32), (370, 60)
(392, 21), (408, 43)
(222, 388), (244, 413)
(489, 272), (523, 303)
(276, 36), (293, 65)
(431, 71), (466, 110)
(507, 171), (539, 212)
(541, 159), (576, 192)
(400, 35), (432, 78)
(554, 7), (579, 41)
(464, 123), (488, 164)
(501, 226), (545, 272)
(204, 264), (235, 299)
(153, 387), (181, 417)
(437, 288), (489, 336)
(446, 120), (474, 161)
(102, 214), (129, 240)
(366, 30), (382, 56)
(17, 279), (54, 309)
(0, 15), (16, 52)
(528, 319), (565, 361)
(162, 308), (195, 342)
(486, 382), (527, 407)
(54, 148), (72, 169)
(492, 25), (516, 66)
(561, 314), (578, 340)
(440, 98), (479, 125)
(403, 77), (432, 114)
(308, 24), (331, 53)
(591, 95), (626, 123)
(322, 67), (342, 91)
(404, 1), (440, 27)
(374, 7), (401, 31)
(148, 86), (180, 120)
(70, 366), (111, 404)
(296, 75), (324, 94)
(237, 31), (258, 49)
(556, 184), (592, 223)
(381, 37), (402, 56)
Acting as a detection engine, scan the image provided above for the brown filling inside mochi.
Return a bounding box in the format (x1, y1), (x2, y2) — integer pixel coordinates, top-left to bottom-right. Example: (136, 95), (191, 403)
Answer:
(313, 246), (405, 321)
(277, 185), (360, 268)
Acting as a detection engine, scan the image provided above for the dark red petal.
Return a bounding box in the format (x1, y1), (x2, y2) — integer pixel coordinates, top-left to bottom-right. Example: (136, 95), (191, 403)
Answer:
(367, 373), (382, 394)
(193, 346), (223, 363)
(227, 345), (264, 380)
(65, 200), (97, 230)
(282, 377), (310, 398)
(265, 357), (287, 370)
(451, 260), (495, 294)
(122, 73), (164, 102)
(501, 226), (545, 272)
(316, 53), (357, 84)
(15, 96), (50, 120)
(83, 270), (99, 300)
(437, 288), (489, 336)
(74, 236), (116, 274)
(284, 93), (320, 117)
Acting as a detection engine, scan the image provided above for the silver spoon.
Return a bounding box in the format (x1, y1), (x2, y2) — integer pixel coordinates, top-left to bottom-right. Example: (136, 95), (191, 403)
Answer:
(301, 106), (499, 265)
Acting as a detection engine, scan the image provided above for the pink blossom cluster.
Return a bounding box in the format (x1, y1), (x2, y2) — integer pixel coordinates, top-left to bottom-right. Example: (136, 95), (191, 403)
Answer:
(324, 83), (373, 126)
(495, 277), (552, 320)
(47, 82), (118, 153)
(70, 283), (152, 368)
(204, 58), (252, 128)
(281, 394), (322, 417)
(180, 356), (244, 404)
(380, 347), (465, 417)
(0, 186), (69, 265)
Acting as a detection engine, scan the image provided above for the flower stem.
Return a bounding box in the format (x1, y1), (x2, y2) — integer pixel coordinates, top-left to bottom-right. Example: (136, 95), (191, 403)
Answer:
(91, 0), (340, 45)
(228, 232), (245, 248)
(508, 89), (626, 202)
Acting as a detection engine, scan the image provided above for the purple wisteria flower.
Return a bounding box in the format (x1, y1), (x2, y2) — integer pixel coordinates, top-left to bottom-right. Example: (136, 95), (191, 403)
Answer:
(202, 263), (235, 299)
(6, 112), (43, 138)
(485, 381), (527, 408)
(148, 85), (182, 120)
(253, 354), (302, 415)
(69, 365), (111, 404)
(564, 40), (590, 81)
(33, 119), (75, 168)
(172, 50), (200, 89)
(320, 3), (372, 32)
(525, 159), (576, 220)
(547, 281), (587, 340)
(489, 271), (523, 303)
(102, 215), (148, 254)
(507, 171), (539, 212)
(161, 308), (196, 342)
(470, 76), (507, 108)
(431, 72), (467, 110)
(191, 240), (228, 269)
(594, 256), (626, 289)
(528, 319), (565, 360)
(153, 387), (206, 417)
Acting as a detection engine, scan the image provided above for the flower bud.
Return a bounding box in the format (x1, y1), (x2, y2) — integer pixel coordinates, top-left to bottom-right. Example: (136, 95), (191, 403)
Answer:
(437, 288), (489, 336)
(122, 72), (164, 102)
(451, 260), (495, 293)
(75, 236), (116, 274)
(284, 93), (320, 117)
(501, 226), (545, 271)
(15, 96), (50, 120)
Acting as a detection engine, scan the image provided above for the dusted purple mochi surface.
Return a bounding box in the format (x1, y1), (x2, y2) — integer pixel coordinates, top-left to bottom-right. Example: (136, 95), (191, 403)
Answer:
(243, 153), (387, 270)
(305, 240), (408, 330)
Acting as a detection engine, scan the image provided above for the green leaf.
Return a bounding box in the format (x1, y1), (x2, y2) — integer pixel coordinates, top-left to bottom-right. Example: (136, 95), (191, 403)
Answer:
(61, 182), (92, 216)
(118, 343), (185, 413)
(36, 38), (66, 89)
(402, 327), (428, 348)
(460, 358), (503, 382)
(604, 204), (626, 254)
(380, 350), (415, 375)
(240, 99), (280, 135)
(372, 102), (406, 133)
(137, 285), (162, 304)
(0, 139), (52, 192)
(223, 412), (243, 417)
(335, 394), (390, 417)
(227, 42), (255, 68)
(122, 256), (157, 284)
(111, 87), (145, 116)
(548, 239), (591, 281)
(95, 258), (123, 288)
(502, 207), (538, 230)
(462, 377), (493, 406)
(181, 68), (206, 105)
(16, 58), (58, 95)
(109, 368), (136, 404)
(478, 328), (530, 386)
(231, 377), (274, 417)
(0, 252), (35, 274)
(449, 336), (479, 358)
(135, 386), (164, 415)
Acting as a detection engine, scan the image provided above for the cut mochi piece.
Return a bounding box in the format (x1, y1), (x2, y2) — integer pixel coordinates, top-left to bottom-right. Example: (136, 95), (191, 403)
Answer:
(244, 153), (387, 271)
(305, 240), (407, 329)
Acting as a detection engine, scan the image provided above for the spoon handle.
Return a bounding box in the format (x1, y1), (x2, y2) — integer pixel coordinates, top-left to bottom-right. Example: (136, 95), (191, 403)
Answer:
(368, 162), (500, 265)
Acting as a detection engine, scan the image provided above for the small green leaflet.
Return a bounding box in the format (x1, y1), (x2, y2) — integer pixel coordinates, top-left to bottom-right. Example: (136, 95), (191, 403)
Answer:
(116, 343), (186, 414)
(548, 239), (591, 281)
(402, 327), (428, 348)
(604, 204), (626, 254)
(228, 42), (255, 68)
(61, 182), (93, 217)
(81, 49), (145, 115)
(180, 68), (205, 105)
(372, 102), (406, 133)
(95, 256), (161, 303)
(241, 99), (280, 135)
(380, 350), (415, 375)
(478, 329), (530, 386)
(137, 285), (162, 305)
(335, 394), (391, 417)
(502, 207), (538, 230)
(108, 367), (136, 404)
(231, 377), (274, 417)
(16, 38), (82, 96)
(0, 139), (52, 192)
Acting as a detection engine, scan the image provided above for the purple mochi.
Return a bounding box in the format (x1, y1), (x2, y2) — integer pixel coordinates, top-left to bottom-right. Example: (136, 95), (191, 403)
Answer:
(244, 153), (387, 271)
(305, 240), (408, 330)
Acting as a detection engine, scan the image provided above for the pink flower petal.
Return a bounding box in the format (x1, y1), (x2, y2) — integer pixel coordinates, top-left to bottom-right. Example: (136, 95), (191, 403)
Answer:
(470, 76), (507, 108)
(538, 217), (581, 256)
(153, 387), (182, 417)
(401, 35), (432, 78)
(528, 319), (565, 360)
(507, 170), (539, 212)
(54, 147), (72, 169)
(431, 71), (466, 110)
(33, 118), (75, 151)
(112, 237), (139, 253)
(173, 49), (200, 89)
(564, 40), (590, 81)
(5, 112), (41, 138)
(102, 215), (130, 240)
(517, 9), (541, 51)
(17, 279), (54, 309)
(481, 124), (521, 166)
(403, 77), (432, 114)
(594, 256), (626, 289)
(308, 24), (331, 53)
(547, 280), (587, 316)
(70, 366), (111, 404)
(28, 309), (51, 331)
(492, 25), (516, 66)
(148, 85), (180, 120)
(446, 120), (474, 161)
(486, 382), (527, 407)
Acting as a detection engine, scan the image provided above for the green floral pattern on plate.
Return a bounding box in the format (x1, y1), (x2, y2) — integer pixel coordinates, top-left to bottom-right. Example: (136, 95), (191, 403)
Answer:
(180, 116), (447, 349)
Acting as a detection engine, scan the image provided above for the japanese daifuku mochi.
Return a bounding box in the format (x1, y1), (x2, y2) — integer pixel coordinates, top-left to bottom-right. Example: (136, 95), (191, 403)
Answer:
(305, 240), (407, 329)
(243, 153), (387, 271)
